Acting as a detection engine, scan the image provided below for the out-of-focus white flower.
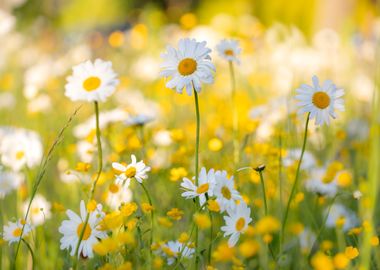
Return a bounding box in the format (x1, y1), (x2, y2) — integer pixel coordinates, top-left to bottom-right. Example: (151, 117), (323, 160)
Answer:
(283, 149), (316, 170)
(22, 194), (51, 226)
(216, 39), (241, 64)
(131, 56), (160, 81)
(27, 94), (52, 114)
(0, 168), (23, 198)
(65, 59), (119, 102)
(124, 114), (154, 127)
(0, 128), (43, 171)
(213, 170), (241, 213)
(0, 10), (15, 36)
(3, 219), (32, 245)
(0, 92), (15, 110)
(160, 240), (194, 265)
(353, 190), (363, 200)
(153, 130), (172, 147)
(105, 184), (133, 210)
(305, 168), (338, 197)
(299, 228), (316, 253)
(325, 204), (358, 232)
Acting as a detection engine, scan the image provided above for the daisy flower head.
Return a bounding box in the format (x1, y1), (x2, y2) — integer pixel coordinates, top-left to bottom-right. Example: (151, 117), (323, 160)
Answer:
(213, 170), (242, 213)
(112, 154), (151, 187)
(22, 194), (52, 226)
(3, 219), (32, 245)
(0, 169), (23, 198)
(160, 38), (215, 95)
(221, 202), (252, 247)
(161, 240), (194, 265)
(295, 75), (345, 126)
(180, 167), (216, 206)
(65, 59), (119, 102)
(216, 39), (241, 64)
(58, 200), (107, 258)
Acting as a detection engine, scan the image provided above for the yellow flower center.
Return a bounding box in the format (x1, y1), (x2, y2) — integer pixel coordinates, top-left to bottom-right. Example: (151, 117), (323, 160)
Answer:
(125, 166), (137, 178)
(83, 76), (101, 92)
(12, 228), (22, 237)
(224, 49), (234, 56)
(221, 186), (232, 200)
(77, 223), (92, 240)
(109, 183), (120, 194)
(178, 58), (197, 76)
(15, 151), (24, 160)
(196, 183), (209, 194)
(235, 217), (246, 231)
(32, 207), (40, 214)
(312, 91), (330, 109)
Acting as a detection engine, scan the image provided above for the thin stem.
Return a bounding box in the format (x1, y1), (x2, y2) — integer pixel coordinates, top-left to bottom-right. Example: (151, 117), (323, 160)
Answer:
(14, 105), (81, 263)
(229, 60), (239, 167)
(278, 132), (283, 253)
(73, 101), (103, 268)
(281, 112), (310, 250)
(140, 182), (154, 267)
(258, 170), (268, 216)
(21, 239), (35, 270)
(208, 211), (213, 265)
(193, 87), (201, 270)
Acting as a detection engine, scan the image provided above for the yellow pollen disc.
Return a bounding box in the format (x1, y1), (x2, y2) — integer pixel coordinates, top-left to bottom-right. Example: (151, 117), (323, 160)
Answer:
(312, 91), (330, 109)
(12, 228), (22, 237)
(83, 76), (101, 92)
(224, 49), (234, 56)
(109, 183), (120, 193)
(77, 223), (92, 240)
(196, 183), (209, 194)
(15, 151), (24, 160)
(235, 217), (246, 231)
(125, 166), (137, 178)
(221, 186), (232, 200)
(32, 207), (40, 214)
(178, 58), (197, 76)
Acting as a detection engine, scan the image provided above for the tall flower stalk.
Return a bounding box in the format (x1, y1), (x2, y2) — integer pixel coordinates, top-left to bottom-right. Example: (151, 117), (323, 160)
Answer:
(73, 101), (102, 268)
(13, 106), (81, 264)
(281, 112), (310, 247)
(229, 61), (239, 167)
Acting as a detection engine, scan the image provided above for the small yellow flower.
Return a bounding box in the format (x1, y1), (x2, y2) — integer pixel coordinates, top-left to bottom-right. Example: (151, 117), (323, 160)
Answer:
(371, 236), (379, 246)
(321, 240), (333, 251)
(333, 253), (349, 269)
(100, 212), (123, 230)
(337, 171), (352, 187)
(127, 218), (138, 231)
(345, 246), (359, 259)
(208, 138), (223, 152)
(158, 217), (173, 228)
(117, 261), (133, 270)
(120, 202), (138, 217)
(153, 257), (164, 269)
(75, 162), (91, 172)
(311, 252), (334, 270)
(169, 167), (188, 182)
(142, 203), (154, 213)
(194, 213), (211, 230)
(213, 242), (235, 262)
(255, 216), (280, 235)
(86, 200), (97, 212)
(207, 200), (220, 212)
(52, 202), (65, 212)
(167, 208), (184, 221)
(263, 234), (273, 244)
(239, 239), (259, 258)
(178, 232), (190, 243)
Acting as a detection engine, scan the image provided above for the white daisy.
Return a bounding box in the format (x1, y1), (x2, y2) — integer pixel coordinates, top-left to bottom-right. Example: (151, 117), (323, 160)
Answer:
(295, 75), (344, 125)
(0, 169), (23, 198)
(124, 114), (154, 127)
(325, 204), (358, 232)
(180, 167), (216, 206)
(221, 202), (252, 247)
(160, 38), (215, 95)
(64, 59), (119, 102)
(112, 154), (151, 187)
(213, 170), (242, 213)
(161, 240), (194, 265)
(304, 168), (338, 197)
(2, 219), (32, 245)
(58, 200), (107, 258)
(0, 128), (43, 171)
(22, 194), (51, 226)
(106, 184), (133, 210)
(216, 39), (241, 64)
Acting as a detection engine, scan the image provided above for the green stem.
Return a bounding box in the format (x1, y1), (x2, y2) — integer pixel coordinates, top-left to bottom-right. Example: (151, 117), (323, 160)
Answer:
(193, 87), (200, 270)
(229, 61), (239, 167)
(14, 106), (81, 264)
(21, 238), (35, 270)
(259, 170), (268, 216)
(140, 182), (154, 267)
(278, 132), (283, 253)
(208, 211), (213, 265)
(73, 101), (103, 268)
(281, 112), (310, 250)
